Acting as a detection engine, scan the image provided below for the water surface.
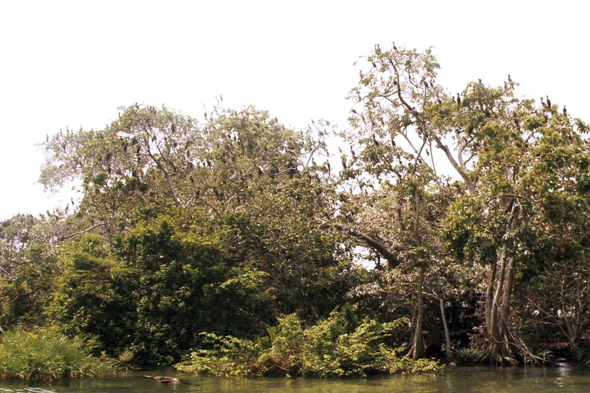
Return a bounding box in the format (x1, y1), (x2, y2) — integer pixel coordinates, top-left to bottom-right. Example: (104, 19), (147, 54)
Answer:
(1, 365), (589, 392)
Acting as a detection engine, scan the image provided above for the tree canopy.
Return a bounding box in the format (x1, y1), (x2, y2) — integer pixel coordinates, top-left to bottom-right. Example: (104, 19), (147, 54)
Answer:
(1, 43), (590, 369)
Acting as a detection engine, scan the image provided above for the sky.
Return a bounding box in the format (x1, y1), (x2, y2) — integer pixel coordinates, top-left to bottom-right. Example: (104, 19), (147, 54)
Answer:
(1, 0), (589, 220)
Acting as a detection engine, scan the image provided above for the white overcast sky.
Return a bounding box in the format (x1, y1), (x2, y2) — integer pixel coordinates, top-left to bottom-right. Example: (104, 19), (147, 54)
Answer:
(1, 0), (589, 220)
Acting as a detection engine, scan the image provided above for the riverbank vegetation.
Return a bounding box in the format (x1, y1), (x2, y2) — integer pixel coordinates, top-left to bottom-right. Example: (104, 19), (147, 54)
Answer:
(0, 327), (121, 380)
(2, 42), (590, 376)
(175, 308), (440, 377)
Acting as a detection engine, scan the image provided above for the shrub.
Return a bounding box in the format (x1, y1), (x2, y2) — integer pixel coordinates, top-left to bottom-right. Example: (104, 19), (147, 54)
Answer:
(175, 310), (441, 377)
(0, 327), (121, 380)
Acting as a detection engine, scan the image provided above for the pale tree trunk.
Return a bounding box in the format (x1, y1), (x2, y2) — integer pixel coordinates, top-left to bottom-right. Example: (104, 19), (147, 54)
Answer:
(409, 266), (426, 359)
(484, 201), (519, 365)
(439, 297), (453, 361)
(408, 187), (426, 359)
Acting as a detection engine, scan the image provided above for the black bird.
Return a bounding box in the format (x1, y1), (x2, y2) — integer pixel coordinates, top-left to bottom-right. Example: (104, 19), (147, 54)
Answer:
(508, 74), (512, 83)
(478, 78), (482, 85)
(456, 93), (461, 106)
(563, 106), (567, 115)
(540, 97), (546, 108)
(546, 95), (552, 108)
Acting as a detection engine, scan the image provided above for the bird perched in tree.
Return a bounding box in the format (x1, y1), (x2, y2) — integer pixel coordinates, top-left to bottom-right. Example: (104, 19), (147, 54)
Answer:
(546, 96), (552, 108)
(563, 106), (567, 115)
(373, 134), (379, 147)
(540, 97), (545, 108)
(456, 93), (461, 106)
(508, 74), (512, 83)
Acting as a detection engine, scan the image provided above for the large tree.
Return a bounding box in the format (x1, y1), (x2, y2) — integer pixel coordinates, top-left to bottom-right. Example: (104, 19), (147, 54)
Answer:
(342, 43), (590, 363)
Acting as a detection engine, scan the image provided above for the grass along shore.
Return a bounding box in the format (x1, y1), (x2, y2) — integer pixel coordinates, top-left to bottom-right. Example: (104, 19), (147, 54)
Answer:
(0, 327), (122, 380)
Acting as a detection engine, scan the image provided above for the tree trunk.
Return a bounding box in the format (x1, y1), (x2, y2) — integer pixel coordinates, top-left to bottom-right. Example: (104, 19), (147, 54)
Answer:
(409, 266), (426, 359)
(484, 247), (517, 365)
(439, 297), (453, 361)
(484, 257), (497, 336)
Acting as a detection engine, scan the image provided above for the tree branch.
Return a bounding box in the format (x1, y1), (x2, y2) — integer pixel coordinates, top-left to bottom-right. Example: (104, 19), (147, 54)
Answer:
(327, 223), (404, 267)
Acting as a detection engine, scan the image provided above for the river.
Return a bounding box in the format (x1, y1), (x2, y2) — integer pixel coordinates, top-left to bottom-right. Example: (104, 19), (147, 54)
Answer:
(1, 365), (589, 392)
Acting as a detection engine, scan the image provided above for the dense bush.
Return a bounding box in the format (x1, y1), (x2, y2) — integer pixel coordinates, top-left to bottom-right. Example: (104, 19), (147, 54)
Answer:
(175, 309), (441, 377)
(52, 216), (275, 366)
(0, 327), (120, 380)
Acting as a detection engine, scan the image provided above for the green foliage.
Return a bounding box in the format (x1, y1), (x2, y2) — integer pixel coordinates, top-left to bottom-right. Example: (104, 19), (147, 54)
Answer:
(175, 310), (440, 377)
(51, 215), (277, 366)
(51, 234), (136, 361)
(0, 326), (120, 380)
(0, 214), (66, 328)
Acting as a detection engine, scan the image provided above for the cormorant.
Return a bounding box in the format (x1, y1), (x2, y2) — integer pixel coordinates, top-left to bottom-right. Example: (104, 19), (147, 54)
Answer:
(563, 106), (567, 115)
(546, 96), (552, 108)
(456, 93), (461, 106)
(373, 135), (379, 147)
(508, 74), (512, 83)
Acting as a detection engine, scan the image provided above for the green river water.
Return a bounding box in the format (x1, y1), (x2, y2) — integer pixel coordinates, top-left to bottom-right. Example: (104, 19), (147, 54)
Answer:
(1, 365), (589, 392)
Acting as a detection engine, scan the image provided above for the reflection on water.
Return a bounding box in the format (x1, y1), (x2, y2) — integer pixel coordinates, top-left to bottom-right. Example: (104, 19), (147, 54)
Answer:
(3, 366), (590, 392)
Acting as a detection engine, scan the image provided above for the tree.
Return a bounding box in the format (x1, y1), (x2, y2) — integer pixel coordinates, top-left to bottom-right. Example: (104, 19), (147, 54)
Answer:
(42, 104), (361, 364)
(340, 44), (450, 359)
(342, 42), (590, 363)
